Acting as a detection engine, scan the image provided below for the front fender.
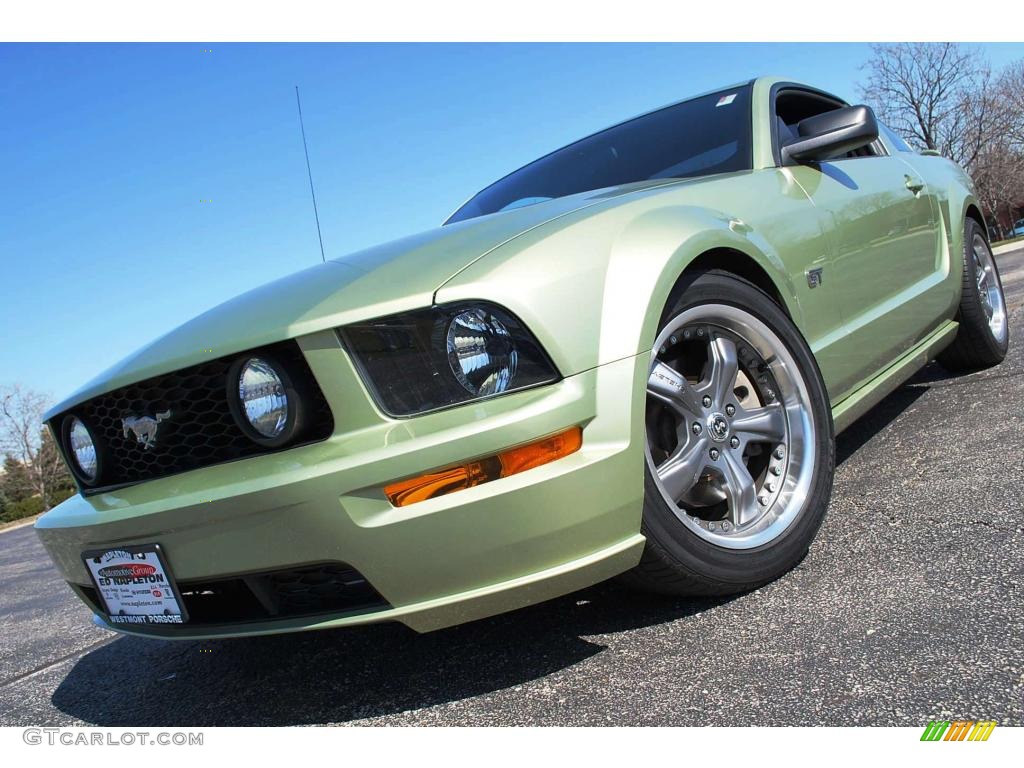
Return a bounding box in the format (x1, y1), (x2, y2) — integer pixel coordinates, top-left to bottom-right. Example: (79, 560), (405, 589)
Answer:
(612, 206), (804, 363)
(434, 195), (801, 379)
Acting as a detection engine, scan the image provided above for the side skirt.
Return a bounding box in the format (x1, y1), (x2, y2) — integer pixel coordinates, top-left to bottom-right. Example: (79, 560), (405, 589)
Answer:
(831, 320), (959, 434)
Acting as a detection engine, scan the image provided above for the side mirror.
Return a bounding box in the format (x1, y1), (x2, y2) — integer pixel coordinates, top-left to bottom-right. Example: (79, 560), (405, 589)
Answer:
(780, 105), (879, 165)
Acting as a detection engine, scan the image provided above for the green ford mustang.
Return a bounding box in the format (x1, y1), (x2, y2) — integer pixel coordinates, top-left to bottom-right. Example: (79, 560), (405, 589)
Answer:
(37, 77), (1009, 638)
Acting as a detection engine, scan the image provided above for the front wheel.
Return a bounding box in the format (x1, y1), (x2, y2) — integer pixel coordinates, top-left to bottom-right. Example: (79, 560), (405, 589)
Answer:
(624, 270), (835, 596)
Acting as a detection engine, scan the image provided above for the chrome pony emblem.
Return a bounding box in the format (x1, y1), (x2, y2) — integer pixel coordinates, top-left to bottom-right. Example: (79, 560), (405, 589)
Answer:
(121, 410), (171, 450)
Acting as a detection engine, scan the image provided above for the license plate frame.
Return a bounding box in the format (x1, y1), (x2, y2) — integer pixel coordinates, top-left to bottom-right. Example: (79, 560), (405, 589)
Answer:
(82, 543), (189, 626)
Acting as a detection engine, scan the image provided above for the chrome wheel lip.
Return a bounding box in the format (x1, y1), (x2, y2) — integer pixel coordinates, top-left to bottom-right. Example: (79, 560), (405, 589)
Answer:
(644, 303), (817, 550)
(973, 234), (1008, 345)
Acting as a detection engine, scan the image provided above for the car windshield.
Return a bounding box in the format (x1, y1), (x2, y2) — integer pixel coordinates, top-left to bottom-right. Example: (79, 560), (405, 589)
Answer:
(447, 85), (753, 224)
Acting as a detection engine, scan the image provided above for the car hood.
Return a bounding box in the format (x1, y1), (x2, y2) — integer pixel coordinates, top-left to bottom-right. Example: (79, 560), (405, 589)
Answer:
(48, 179), (680, 416)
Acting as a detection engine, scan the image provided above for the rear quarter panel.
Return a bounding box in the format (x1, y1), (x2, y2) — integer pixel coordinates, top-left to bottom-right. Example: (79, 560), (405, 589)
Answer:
(892, 153), (978, 313)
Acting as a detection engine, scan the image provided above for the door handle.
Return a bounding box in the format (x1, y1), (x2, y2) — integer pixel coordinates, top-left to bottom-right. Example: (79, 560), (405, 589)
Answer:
(905, 175), (926, 195)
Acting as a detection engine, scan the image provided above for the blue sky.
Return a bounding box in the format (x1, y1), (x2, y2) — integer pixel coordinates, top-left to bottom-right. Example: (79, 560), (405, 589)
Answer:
(2, 42), (1023, 403)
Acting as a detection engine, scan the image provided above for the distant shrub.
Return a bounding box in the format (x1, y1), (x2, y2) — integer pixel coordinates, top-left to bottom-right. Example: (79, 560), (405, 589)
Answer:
(0, 488), (76, 524)
(0, 496), (43, 523)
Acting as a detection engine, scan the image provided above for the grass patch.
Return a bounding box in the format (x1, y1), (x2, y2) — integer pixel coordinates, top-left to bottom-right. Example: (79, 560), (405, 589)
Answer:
(992, 234), (1024, 248)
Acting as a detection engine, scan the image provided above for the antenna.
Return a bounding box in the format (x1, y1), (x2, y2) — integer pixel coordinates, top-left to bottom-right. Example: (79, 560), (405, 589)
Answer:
(295, 86), (326, 263)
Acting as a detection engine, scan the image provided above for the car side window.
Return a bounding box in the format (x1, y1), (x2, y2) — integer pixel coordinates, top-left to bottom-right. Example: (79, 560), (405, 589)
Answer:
(878, 122), (914, 153)
(774, 89), (886, 162)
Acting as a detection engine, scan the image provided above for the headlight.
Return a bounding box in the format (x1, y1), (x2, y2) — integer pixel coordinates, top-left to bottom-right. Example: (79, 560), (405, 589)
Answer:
(62, 415), (99, 484)
(342, 302), (559, 417)
(446, 308), (518, 396)
(229, 355), (302, 446)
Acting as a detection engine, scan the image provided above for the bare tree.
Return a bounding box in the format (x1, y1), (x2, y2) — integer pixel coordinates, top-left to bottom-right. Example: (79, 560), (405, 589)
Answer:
(0, 385), (71, 511)
(996, 60), (1024, 149)
(981, 61), (1024, 233)
(972, 142), (1024, 239)
(860, 45), (1024, 235)
(859, 43), (1002, 170)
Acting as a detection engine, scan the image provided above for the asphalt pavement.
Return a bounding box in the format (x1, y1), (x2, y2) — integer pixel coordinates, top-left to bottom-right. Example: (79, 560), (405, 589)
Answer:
(2, 249), (1023, 726)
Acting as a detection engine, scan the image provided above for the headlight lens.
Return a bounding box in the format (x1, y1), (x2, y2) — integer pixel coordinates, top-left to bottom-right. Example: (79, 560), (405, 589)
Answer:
(342, 303), (558, 417)
(67, 417), (98, 481)
(446, 308), (518, 396)
(238, 357), (290, 439)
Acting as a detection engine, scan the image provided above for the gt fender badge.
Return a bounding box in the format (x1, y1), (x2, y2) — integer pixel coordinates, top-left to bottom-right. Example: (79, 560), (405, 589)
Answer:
(806, 267), (824, 289)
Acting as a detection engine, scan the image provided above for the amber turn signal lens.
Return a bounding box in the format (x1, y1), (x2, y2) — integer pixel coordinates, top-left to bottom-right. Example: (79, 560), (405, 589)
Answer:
(384, 426), (583, 507)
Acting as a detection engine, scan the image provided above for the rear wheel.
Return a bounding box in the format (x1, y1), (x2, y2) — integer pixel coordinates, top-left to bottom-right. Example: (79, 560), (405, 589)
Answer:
(624, 270), (835, 596)
(938, 218), (1009, 371)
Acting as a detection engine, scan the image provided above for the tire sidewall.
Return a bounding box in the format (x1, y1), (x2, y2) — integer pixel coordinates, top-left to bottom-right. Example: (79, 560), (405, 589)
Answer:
(962, 219), (1009, 357)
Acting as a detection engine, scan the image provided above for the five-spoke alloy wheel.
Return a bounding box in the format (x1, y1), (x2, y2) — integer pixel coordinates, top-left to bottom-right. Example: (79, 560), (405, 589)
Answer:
(626, 270), (835, 596)
(646, 305), (815, 549)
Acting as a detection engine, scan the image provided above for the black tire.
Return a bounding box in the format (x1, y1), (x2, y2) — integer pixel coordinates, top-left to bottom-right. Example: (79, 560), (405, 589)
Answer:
(623, 270), (835, 596)
(937, 218), (1009, 371)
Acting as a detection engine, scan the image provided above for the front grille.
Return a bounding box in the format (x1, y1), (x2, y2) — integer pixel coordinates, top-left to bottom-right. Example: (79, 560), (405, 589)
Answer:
(53, 340), (333, 492)
(74, 562), (388, 629)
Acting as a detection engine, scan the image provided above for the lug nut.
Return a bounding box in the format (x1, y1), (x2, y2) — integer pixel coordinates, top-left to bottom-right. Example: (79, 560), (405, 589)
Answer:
(771, 465), (782, 476)
(692, 422), (702, 435)
(758, 495), (769, 506)
(721, 521), (732, 532)
(774, 447), (785, 460)
(729, 436), (740, 449)
(709, 448), (720, 460)
(697, 327), (705, 337)
(725, 404), (735, 416)
(683, 329), (692, 339)
(766, 482), (775, 493)
(702, 395), (712, 408)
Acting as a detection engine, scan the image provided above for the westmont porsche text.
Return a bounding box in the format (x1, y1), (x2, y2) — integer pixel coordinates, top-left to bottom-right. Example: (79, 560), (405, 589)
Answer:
(35, 77), (1008, 638)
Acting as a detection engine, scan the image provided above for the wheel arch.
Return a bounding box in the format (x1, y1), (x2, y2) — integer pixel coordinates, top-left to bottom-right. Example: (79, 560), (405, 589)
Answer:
(608, 211), (807, 375)
(635, 235), (804, 361)
(965, 202), (987, 241)
(667, 248), (793, 320)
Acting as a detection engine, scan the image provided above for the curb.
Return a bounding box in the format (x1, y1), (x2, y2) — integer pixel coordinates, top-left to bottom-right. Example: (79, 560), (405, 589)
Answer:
(0, 514), (42, 535)
(992, 242), (1024, 256)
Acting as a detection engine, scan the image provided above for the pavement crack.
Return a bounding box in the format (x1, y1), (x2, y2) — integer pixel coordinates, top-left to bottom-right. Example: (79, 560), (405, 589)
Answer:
(906, 367), (1024, 390)
(0, 637), (113, 689)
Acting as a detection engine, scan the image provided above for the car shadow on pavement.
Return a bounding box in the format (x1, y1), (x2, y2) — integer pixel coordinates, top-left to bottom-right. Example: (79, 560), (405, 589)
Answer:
(835, 356), (1014, 466)
(52, 581), (731, 726)
(834, 380), (928, 467)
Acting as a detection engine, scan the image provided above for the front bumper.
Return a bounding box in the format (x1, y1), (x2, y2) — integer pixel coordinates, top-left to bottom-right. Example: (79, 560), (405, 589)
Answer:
(36, 329), (648, 638)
